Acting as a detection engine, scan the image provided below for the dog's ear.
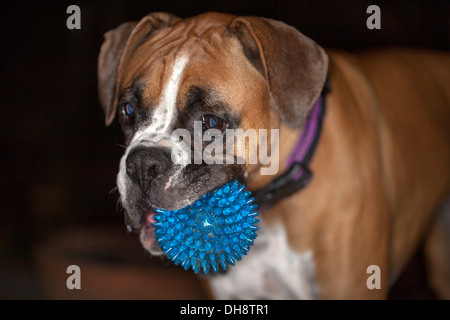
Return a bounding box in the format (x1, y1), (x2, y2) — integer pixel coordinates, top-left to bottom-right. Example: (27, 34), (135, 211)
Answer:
(228, 17), (328, 128)
(98, 13), (180, 125)
(98, 21), (137, 126)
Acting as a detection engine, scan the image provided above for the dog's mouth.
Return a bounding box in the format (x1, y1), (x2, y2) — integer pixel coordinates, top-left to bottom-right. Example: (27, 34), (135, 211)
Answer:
(121, 161), (246, 255)
(138, 207), (161, 254)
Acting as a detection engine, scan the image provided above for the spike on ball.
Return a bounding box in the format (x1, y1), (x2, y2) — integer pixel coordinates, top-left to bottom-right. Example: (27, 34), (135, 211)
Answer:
(152, 180), (259, 274)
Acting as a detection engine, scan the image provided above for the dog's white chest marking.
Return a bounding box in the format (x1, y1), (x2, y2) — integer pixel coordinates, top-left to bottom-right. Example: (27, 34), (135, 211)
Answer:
(209, 222), (319, 299)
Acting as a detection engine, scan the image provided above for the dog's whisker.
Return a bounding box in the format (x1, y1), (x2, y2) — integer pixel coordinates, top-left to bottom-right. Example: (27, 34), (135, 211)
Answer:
(109, 186), (118, 194)
(115, 143), (127, 149)
(116, 197), (124, 213)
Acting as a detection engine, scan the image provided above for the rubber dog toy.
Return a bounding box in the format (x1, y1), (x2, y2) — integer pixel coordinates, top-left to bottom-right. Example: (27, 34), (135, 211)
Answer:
(153, 180), (259, 274)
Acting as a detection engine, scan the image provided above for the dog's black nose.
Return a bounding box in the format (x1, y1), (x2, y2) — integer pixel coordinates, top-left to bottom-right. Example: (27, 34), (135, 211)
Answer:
(125, 146), (172, 191)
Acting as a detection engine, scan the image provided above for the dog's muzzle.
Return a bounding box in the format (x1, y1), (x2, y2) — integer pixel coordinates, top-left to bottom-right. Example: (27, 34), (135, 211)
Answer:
(119, 145), (176, 254)
(118, 144), (179, 230)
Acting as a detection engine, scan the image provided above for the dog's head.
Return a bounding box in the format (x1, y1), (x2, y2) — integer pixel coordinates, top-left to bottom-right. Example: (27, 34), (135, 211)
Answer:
(98, 12), (327, 254)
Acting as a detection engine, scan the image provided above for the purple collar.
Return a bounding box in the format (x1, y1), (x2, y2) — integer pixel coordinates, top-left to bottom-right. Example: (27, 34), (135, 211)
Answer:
(253, 79), (329, 211)
(286, 94), (326, 182)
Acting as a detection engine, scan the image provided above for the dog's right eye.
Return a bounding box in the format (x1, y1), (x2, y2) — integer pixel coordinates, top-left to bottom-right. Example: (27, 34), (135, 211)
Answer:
(120, 103), (135, 125)
(202, 114), (226, 132)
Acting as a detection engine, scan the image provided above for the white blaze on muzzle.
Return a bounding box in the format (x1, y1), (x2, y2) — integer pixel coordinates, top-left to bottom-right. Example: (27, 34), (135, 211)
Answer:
(117, 54), (190, 208)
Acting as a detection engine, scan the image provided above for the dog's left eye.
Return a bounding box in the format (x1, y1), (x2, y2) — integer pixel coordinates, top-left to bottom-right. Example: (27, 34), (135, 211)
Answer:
(120, 103), (135, 125)
(202, 115), (226, 132)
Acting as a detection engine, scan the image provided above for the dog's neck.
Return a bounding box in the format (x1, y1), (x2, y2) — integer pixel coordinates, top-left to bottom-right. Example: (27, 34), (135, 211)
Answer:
(248, 79), (329, 212)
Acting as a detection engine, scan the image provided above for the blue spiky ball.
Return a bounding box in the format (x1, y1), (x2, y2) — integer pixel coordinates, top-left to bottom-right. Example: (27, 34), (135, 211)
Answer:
(152, 180), (259, 274)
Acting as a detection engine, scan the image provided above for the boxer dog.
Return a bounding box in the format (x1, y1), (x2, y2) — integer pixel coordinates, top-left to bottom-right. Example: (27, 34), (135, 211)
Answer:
(98, 12), (450, 299)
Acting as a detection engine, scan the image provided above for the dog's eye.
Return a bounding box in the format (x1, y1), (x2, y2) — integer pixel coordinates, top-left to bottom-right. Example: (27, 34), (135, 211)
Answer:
(121, 103), (135, 125)
(202, 115), (226, 132)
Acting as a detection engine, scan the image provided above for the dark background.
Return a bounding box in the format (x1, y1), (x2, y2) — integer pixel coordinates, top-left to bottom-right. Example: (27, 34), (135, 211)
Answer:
(0, 0), (448, 299)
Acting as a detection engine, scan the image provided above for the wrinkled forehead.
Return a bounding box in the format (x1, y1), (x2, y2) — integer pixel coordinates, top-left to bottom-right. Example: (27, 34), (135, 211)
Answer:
(121, 24), (263, 105)
(120, 18), (231, 88)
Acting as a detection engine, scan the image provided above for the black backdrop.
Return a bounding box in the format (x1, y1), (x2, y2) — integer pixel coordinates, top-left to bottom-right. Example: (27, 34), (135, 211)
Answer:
(1, 0), (448, 299)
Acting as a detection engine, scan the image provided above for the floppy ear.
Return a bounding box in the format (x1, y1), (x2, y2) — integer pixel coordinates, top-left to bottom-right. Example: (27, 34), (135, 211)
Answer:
(228, 17), (328, 128)
(98, 12), (180, 126)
